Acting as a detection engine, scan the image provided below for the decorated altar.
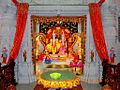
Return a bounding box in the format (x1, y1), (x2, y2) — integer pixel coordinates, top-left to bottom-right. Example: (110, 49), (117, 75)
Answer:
(31, 16), (86, 75)
(30, 16), (86, 89)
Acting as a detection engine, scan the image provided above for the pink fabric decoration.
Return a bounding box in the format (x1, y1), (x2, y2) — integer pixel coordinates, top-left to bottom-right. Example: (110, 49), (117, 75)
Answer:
(70, 62), (76, 67)
(77, 61), (83, 67)
(70, 61), (83, 67)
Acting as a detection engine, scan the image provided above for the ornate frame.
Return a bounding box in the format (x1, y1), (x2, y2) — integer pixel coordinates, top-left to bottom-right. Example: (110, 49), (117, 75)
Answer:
(31, 16), (86, 73)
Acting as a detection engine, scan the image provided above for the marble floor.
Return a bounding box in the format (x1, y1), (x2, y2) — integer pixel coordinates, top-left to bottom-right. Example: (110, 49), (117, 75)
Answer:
(16, 81), (101, 90)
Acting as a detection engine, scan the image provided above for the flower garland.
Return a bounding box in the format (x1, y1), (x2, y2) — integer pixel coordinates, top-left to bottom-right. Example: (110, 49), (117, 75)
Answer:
(37, 75), (80, 88)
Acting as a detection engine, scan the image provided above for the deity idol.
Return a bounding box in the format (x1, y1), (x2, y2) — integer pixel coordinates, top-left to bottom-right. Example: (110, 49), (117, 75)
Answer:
(52, 31), (56, 47)
(110, 47), (116, 63)
(59, 43), (66, 54)
(45, 38), (60, 54)
(46, 39), (53, 53)
(1, 47), (8, 64)
(90, 50), (94, 62)
(43, 55), (52, 64)
(59, 32), (66, 54)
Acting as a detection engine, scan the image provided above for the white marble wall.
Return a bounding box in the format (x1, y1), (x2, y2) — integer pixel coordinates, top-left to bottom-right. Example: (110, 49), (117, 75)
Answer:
(101, 1), (120, 64)
(0, 5), (16, 63)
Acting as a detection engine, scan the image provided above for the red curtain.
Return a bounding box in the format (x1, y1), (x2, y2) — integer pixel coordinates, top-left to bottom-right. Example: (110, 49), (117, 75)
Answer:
(7, 3), (29, 63)
(89, 3), (110, 63)
(12, 0), (18, 6)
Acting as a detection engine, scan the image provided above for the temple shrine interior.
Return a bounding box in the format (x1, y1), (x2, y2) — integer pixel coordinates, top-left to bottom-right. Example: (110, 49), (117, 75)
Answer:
(0, 0), (120, 90)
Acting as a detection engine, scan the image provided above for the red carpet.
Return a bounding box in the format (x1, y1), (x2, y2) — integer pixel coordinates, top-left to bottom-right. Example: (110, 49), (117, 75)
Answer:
(34, 84), (83, 90)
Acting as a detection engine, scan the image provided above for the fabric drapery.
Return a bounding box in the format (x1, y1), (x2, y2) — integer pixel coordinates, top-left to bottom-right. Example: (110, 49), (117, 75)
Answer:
(7, 3), (29, 63)
(98, 0), (105, 6)
(12, 0), (18, 6)
(88, 3), (110, 63)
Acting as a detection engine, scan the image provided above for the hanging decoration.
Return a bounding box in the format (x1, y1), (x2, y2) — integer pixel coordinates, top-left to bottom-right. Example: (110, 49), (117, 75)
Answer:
(39, 21), (78, 34)
(89, 0), (110, 63)
(8, 0), (29, 63)
(31, 16), (86, 34)
(98, 0), (105, 6)
(31, 16), (85, 23)
(12, 0), (19, 6)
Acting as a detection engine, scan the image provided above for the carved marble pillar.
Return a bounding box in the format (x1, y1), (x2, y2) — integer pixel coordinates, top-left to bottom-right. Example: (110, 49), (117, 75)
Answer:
(81, 13), (102, 84)
(15, 14), (36, 84)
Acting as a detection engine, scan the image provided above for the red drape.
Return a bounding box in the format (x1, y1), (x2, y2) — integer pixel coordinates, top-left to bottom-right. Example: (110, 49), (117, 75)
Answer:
(7, 3), (29, 63)
(98, 0), (105, 6)
(12, 0), (19, 6)
(88, 3), (110, 63)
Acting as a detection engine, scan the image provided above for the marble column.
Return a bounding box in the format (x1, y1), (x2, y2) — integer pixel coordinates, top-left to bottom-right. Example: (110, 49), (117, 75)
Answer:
(15, 14), (36, 84)
(81, 13), (102, 84)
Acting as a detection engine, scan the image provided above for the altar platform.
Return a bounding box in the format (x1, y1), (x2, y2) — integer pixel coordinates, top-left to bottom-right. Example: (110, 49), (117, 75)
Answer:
(35, 70), (83, 90)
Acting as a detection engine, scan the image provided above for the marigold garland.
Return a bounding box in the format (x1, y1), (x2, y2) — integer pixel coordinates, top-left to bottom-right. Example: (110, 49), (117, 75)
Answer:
(37, 74), (80, 88)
